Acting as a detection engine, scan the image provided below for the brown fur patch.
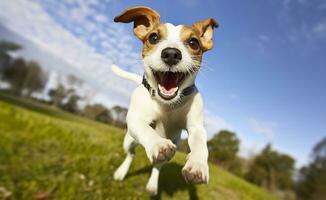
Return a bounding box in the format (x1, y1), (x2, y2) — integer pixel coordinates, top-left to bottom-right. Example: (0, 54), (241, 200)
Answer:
(180, 26), (203, 62)
(142, 24), (168, 57)
(192, 18), (218, 51)
(114, 6), (161, 41)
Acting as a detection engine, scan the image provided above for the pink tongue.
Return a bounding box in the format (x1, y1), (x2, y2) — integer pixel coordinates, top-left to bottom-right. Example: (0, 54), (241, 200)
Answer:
(158, 73), (179, 96)
(161, 73), (178, 91)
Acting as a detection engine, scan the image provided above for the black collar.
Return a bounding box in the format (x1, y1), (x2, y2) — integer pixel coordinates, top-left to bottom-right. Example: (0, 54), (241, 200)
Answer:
(142, 75), (197, 99)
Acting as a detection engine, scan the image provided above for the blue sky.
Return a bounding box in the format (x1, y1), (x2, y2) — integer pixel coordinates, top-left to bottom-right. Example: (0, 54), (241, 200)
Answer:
(0, 0), (325, 167)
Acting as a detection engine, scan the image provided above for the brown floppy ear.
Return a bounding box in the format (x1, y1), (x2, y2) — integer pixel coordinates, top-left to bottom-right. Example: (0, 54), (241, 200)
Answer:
(192, 18), (219, 51)
(114, 6), (160, 41)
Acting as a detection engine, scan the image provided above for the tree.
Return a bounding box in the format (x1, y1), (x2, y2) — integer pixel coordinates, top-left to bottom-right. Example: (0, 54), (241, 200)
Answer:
(111, 105), (128, 128)
(22, 61), (47, 96)
(2, 58), (46, 96)
(312, 137), (326, 161)
(208, 130), (240, 168)
(296, 137), (326, 200)
(82, 104), (113, 124)
(0, 41), (21, 80)
(246, 144), (295, 191)
(48, 74), (84, 112)
(0, 41), (21, 52)
(48, 84), (73, 107)
(0, 41), (47, 96)
(2, 58), (28, 95)
(95, 109), (112, 124)
(61, 94), (81, 113)
(67, 74), (82, 87)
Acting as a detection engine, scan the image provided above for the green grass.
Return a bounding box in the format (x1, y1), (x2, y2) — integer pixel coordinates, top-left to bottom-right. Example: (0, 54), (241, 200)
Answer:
(0, 95), (278, 200)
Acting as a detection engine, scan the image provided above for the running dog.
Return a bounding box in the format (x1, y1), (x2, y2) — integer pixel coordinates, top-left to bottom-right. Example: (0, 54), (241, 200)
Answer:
(112, 6), (218, 195)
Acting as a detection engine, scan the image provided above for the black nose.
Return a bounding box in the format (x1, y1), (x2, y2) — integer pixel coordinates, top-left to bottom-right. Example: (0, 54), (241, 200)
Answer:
(161, 48), (182, 66)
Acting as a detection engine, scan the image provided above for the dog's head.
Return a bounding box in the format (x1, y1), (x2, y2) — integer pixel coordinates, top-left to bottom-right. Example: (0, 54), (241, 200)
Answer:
(114, 6), (218, 104)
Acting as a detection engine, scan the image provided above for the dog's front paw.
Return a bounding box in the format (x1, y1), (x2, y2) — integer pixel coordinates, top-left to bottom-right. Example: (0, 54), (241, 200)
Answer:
(182, 160), (209, 184)
(113, 166), (127, 181)
(147, 139), (176, 164)
(146, 181), (158, 196)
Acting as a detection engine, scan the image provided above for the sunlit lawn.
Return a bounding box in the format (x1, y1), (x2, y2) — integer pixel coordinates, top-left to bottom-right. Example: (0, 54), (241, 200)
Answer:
(0, 95), (277, 200)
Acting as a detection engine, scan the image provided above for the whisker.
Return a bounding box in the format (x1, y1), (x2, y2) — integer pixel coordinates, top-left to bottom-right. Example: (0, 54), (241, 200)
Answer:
(200, 61), (214, 72)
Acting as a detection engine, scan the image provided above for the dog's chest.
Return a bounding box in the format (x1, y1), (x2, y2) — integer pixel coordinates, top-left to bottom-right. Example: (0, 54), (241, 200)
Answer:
(163, 109), (186, 126)
(154, 105), (189, 139)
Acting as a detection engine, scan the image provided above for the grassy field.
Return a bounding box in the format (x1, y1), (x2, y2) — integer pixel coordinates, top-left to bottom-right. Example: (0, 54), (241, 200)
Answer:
(0, 94), (278, 200)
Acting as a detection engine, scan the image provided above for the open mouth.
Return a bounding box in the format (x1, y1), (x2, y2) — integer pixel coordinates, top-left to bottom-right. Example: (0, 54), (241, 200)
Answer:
(153, 71), (187, 100)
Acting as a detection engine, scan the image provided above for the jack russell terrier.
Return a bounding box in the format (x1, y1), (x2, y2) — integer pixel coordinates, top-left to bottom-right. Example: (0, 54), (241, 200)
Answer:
(111, 6), (218, 196)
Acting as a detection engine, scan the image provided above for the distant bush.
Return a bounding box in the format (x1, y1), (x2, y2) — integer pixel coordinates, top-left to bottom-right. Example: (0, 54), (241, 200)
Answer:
(246, 144), (295, 191)
(0, 40), (47, 96)
(296, 137), (326, 200)
(208, 130), (243, 176)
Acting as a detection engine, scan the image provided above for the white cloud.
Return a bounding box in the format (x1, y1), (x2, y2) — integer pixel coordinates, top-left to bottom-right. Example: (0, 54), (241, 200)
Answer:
(319, 1), (326, 10)
(0, 0), (142, 106)
(0, 81), (10, 89)
(204, 111), (234, 138)
(313, 19), (326, 37)
(238, 141), (265, 159)
(275, 0), (326, 46)
(243, 38), (267, 54)
(249, 118), (278, 140)
(243, 34), (272, 55)
(287, 20), (326, 43)
(258, 34), (270, 42)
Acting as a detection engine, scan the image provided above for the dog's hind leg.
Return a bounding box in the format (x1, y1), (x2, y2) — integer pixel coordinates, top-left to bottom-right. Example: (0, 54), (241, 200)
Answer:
(146, 164), (162, 196)
(113, 132), (138, 181)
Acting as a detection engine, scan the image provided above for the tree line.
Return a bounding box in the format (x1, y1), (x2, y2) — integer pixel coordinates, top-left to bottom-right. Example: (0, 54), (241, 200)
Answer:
(179, 130), (325, 200)
(0, 40), (127, 128)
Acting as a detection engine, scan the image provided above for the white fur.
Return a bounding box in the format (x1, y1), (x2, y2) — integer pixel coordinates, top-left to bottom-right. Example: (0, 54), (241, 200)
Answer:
(111, 64), (142, 84)
(146, 165), (161, 196)
(113, 23), (209, 195)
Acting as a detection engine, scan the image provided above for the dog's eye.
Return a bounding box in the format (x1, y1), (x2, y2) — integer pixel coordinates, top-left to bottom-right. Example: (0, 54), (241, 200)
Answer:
(188, 38), (199, 50)
(148, 33), (160, 44)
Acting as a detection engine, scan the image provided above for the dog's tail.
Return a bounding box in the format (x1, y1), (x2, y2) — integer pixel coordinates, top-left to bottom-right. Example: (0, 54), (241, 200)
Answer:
(111, 64), (142, 84)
